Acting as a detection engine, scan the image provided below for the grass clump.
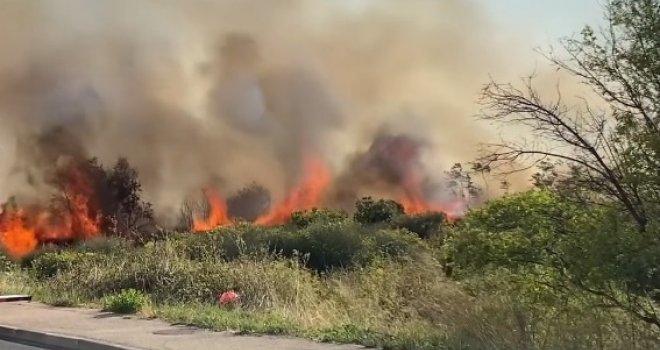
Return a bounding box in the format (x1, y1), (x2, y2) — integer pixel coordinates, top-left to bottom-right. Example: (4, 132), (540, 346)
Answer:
(103, 288), (149, 314)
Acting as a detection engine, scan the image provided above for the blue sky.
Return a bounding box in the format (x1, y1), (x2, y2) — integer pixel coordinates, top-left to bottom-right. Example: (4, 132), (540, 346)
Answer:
(480, 0), (604, 43)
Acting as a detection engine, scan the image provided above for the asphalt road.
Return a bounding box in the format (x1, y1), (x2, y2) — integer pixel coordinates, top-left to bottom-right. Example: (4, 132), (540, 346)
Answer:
(0, 339), (48, 350)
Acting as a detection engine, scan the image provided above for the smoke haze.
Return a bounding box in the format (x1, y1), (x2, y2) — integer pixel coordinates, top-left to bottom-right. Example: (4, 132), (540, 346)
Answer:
(0, 0), (568, 225)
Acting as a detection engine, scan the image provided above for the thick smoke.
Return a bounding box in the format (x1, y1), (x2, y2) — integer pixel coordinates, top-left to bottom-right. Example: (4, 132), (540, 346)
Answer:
(0, 0), (545, 225)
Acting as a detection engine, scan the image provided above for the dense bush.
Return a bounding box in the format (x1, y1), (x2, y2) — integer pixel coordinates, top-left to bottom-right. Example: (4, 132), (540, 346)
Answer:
(289, 208), (349, 228)
(446, 190), (576, 275)
(21, 237), (131, 279)
(0, 251), (13, 272)
(28, 251), (93, 279)
(353, 197), (404, 225)
(181, 219), (427, 272)
(102, 289), (149, 314)
(446, 190), (660, 330)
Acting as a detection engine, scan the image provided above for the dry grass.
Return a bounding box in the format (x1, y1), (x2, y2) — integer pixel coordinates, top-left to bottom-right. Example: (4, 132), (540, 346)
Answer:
(2, 232), (659, 350)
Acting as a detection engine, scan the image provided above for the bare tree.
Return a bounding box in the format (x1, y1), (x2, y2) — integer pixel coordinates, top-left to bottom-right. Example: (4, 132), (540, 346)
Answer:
(478, 0), (660, 232)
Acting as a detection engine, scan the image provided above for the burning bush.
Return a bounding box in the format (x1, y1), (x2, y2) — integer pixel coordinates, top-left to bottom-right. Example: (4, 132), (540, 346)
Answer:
(0, 156), (156, 258)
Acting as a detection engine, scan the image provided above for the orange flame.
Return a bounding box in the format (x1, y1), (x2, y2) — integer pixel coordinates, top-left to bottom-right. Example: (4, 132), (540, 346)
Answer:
(400, 194), (430, 215)
(0, 162), (102, 258)
(193, 188), (230, 232)
(256, 157), (331, 226)
(399, 190), (465, 222)
(0, 210), (38, 258)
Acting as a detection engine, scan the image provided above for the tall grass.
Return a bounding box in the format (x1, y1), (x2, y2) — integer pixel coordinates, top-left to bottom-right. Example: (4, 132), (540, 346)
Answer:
(2, 224), (658, 350)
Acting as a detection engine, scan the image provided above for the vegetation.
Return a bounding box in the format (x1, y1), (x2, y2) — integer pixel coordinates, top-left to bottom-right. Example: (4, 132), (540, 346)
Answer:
(2, 1), (660, 349)
(103, 289), (149, 314)
(1, 189), (658, 349)
(475, 0), (660, 331)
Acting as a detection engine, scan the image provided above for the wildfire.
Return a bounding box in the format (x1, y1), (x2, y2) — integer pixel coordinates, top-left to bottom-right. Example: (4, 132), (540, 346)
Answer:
(0, 210), (38, 258)
(399, 190), (465, 222)
(192, 156), (332, 231)
(255, 157), (331, 226)
(0, 152), (466, 257)
(0, 161), (101, 258)
(193, 188), (231, 232)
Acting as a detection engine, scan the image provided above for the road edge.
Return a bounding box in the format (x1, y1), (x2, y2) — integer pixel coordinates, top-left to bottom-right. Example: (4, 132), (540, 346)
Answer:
(0, 325), (144, 350)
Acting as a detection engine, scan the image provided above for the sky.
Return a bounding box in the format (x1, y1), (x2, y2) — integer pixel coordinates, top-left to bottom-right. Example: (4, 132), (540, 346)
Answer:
(337, 0), (605, 54)
(481, 0), (604, 45)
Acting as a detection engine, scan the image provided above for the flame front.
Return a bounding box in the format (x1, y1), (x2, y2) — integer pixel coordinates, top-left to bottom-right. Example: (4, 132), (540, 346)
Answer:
(191, 156), (332, 232)
(256, 157), (331, 226)
(0, 162), (101, 258)
(0, 210), (38, 258)
(400, 191), (465, 222)
(0, 153), (466, 255)
(193, 189), (230, 232)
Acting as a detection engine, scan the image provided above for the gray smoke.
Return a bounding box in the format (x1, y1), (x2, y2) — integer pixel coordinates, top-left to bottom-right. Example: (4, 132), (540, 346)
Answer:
(0, 0), (560, 224)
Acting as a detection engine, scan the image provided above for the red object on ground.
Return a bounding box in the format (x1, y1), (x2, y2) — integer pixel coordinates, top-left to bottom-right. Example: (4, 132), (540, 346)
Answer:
(218, 290), (240, 305)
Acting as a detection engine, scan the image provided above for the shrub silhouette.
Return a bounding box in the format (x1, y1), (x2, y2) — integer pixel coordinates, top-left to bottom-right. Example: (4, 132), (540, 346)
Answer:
(354, 197), (404, 225)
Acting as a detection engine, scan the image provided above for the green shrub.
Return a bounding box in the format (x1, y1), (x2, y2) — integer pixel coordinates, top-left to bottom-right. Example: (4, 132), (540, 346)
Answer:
(102, 288), (149, 314)
(73, 237), (132, 254)
(0, 251), (13, 272)
(354, 197), (404, 225)
(183, 224), (283, 262)
(369, 228), (427, 259)
(446, 190), (578, 276)
(182, 219), (428, 272)
(302, 221), (366, 271)
(290, 208), (348, 228)
(29, 251), (95, 279)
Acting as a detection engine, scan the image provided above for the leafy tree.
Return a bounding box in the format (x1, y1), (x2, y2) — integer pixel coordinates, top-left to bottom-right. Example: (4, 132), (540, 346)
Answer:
(103, 158), (157, 241)
(448, 190), (660, 329)
(474, 0), (660, 328)
(478, 0), (660, 232)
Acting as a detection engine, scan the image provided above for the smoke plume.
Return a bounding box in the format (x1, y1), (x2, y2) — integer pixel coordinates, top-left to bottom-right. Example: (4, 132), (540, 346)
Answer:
(0, 0), (543, 227)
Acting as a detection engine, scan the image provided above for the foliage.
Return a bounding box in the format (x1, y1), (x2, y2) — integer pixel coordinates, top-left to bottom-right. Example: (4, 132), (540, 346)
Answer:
(353, 197), (404, 225)
(0, 250), (13, 272)
(476, 0), (660, 329)
(182, 220), (425, 272)
(28, 251), (93, 279)
(102, 158), (159, 242)
(23, 240), (657, 350)
(390, 212), (446, 239)
(478, 0), (660, 231)
(102, 288), (149, 314)
(447, 190), (660, 329)
(289, 208), (349, 228)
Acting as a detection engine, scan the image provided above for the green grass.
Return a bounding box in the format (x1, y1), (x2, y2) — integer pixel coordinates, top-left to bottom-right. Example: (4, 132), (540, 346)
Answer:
(156, 304), (298, 335)
(103, 289), (149, 314)
(1, 218), (658, 350)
